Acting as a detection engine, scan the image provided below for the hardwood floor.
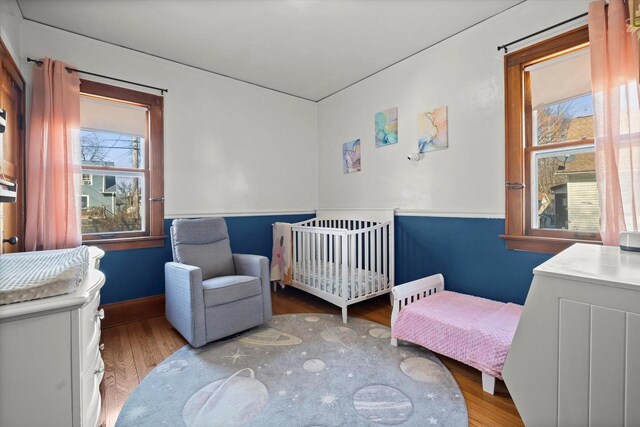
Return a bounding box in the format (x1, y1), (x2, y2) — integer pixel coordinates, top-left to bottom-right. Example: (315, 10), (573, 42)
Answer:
(99, 287), (523, 426)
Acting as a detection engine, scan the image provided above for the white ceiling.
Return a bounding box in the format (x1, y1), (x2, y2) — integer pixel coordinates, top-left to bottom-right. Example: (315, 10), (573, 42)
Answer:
(18, 0), (521, 101)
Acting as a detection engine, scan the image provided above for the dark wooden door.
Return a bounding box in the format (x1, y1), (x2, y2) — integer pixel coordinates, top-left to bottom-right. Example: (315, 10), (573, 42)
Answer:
(0, 39), (25, 254)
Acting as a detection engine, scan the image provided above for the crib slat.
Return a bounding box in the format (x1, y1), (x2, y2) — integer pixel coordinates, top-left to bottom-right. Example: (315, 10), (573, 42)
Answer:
(316, 231), (320, 290)
(335, 235), (340, 295)
(350, 235), (356, 298)
(323, 234), (328, 292)
(383, 224), (388, 289)
(342, 234), (348, 300)
(324, 232), (336, 292)
(356, 231), (360, 295)
(293, 229), (298, 282)
(312, 232), (317, 289)
(377, 226), (382, 292)
(302, 233), (310, 284)
(364, 228), (370, 295)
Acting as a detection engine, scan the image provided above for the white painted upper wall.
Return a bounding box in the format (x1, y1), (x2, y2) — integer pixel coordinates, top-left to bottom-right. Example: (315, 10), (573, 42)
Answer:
(8, 0), (593, 219)
(316, 0), (590, 217)
(0, 0), (22, 64)
(20, 20), (318, 217)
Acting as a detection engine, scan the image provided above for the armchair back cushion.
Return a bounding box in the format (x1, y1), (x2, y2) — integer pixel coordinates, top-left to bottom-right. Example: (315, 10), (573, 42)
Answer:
(171, 218), (235, 280)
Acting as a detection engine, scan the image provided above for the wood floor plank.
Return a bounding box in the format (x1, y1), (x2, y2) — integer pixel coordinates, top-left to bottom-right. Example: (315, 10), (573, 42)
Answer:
(98, 327), (117, 427)
(125, 320), (162, 380)
(112, 325), (140, 420)
(156, 316), (187, 352)
(100, 286), (523, 427)
(147, 316), (175, 360)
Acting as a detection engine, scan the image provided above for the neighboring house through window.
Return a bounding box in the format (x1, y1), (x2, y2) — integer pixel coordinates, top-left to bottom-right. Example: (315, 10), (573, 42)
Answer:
(79, 80), (164, 250)
(502, 26), (600, 253)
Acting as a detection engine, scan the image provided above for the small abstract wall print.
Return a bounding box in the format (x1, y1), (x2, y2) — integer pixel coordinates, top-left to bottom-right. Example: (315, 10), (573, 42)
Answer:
(342, 139), (361, 174)
(418, 106), (448, 153)
(375, 107), (398, 147)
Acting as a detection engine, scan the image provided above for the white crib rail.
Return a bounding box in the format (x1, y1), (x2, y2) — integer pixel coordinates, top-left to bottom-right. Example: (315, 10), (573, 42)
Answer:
(290, 218), (394, 323)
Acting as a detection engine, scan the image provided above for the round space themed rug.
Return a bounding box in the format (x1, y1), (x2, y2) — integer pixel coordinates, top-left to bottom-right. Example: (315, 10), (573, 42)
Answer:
(117, 313), (467, 426)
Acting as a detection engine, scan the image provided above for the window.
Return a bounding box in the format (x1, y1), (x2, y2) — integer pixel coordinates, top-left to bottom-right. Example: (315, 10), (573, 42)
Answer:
(80, 80), (164, 250)
(502, 26), (601, 253)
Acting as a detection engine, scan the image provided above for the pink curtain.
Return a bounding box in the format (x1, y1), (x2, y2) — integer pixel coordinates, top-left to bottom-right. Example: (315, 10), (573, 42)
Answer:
(589, 0), (640, 245)
(25, 58), (82, 251)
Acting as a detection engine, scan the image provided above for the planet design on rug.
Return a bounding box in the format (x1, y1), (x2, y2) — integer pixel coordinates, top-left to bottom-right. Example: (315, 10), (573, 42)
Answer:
(369, 328), (391, 339)
(117, 314), (467, 426)
(320, 325), (357, 349)
(238, 327), (302, 346)
(156, 359), (188, 375)
(182, 368), (268, 427)
(303, 358), (326, 372)
(400, 357), (446, 383)
(353, 385), (413, 425)
(305, 316), (320, 322)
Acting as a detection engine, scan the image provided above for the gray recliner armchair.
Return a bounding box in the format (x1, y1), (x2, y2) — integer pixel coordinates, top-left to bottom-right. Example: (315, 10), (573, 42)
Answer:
(165, 217), (272, 348)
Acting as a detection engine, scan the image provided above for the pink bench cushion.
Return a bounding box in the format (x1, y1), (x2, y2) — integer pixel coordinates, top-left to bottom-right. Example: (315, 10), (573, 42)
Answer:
(392, 290), (522, 379)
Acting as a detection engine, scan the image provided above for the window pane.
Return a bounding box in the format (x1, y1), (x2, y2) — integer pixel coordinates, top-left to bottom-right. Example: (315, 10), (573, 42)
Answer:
(534, 148), (600, 231)
(534, 94), (594, 145)
(81, 129), (145, 169)
(81, 172), (145, 234)
(527, 47), (594, 146)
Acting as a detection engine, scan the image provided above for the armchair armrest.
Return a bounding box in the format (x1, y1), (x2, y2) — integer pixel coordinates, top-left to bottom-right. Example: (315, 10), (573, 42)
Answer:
(165, 262), (206, 347)
(233, 254), (272, 320)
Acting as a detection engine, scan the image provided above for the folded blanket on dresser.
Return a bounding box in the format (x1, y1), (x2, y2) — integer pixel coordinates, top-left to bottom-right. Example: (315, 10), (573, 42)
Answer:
(270, 222), (292, 287)
(0, 246), (89, 305)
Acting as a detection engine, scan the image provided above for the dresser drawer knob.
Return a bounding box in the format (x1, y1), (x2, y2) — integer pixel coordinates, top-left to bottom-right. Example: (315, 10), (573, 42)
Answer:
(99, 343), (105, 351)
(94, 366), (104, 375)
(94, 308), (105, 320)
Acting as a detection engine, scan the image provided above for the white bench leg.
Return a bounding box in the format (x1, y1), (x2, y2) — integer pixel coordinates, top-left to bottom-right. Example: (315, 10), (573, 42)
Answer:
(482, 372), (496, 395)
(390, 337), (398, 347)
(342, 306), (348, 324)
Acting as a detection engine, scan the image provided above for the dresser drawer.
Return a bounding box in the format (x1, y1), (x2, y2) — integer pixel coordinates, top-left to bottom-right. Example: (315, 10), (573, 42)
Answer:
(82, 351), (104, 427)
(80, 291), (102, 372)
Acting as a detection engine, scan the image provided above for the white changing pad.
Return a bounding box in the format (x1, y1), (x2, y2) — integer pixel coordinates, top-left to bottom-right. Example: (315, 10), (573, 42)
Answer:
(0, 246), (90, 305)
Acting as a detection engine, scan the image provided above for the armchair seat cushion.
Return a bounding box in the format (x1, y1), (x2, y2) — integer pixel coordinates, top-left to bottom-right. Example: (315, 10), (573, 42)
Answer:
(203, 275), (261, 307)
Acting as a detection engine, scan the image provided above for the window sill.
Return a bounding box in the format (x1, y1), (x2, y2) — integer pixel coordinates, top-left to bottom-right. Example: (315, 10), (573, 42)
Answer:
(83, 235), (166, 252)
(500, 234), (602, 254)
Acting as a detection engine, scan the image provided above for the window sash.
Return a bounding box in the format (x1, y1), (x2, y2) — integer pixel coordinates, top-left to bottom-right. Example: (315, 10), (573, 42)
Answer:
(79, 79), (164, 250)
(529, 144), (598, 233)
(80, 169), (148, 237)
(502, 25), (600, 253)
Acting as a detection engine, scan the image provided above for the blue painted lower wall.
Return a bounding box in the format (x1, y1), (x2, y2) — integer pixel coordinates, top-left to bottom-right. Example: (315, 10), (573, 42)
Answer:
(395, 216), (552, 305)
(100, 214), (552, 306)
(99, 214), (314, 304)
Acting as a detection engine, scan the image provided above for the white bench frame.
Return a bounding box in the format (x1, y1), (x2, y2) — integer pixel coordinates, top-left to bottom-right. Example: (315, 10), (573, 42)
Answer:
(390, 274), (497, 395)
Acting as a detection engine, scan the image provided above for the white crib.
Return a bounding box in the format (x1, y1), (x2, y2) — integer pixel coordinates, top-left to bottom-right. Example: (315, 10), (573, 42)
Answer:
(289, 209), (394, 323)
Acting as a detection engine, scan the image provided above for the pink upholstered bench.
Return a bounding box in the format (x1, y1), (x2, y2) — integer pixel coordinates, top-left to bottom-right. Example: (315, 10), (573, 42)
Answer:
(390, 274), (523, 394)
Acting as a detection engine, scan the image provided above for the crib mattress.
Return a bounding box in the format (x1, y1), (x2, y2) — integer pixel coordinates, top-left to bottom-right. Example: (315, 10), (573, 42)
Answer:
(392, 291), (522, 379)
(293, 260), (389, 299)
(0, 246), (89, 305)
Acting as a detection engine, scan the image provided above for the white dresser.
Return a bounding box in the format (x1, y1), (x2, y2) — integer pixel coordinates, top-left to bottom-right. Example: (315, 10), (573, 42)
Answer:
(0, 247), (106, 427)
(503, 244), (640, 427)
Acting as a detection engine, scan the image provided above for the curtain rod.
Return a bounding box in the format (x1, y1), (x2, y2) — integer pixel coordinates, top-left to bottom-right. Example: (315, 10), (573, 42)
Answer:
(26, 57), (168, 95)
(497, 12), (588, 53)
